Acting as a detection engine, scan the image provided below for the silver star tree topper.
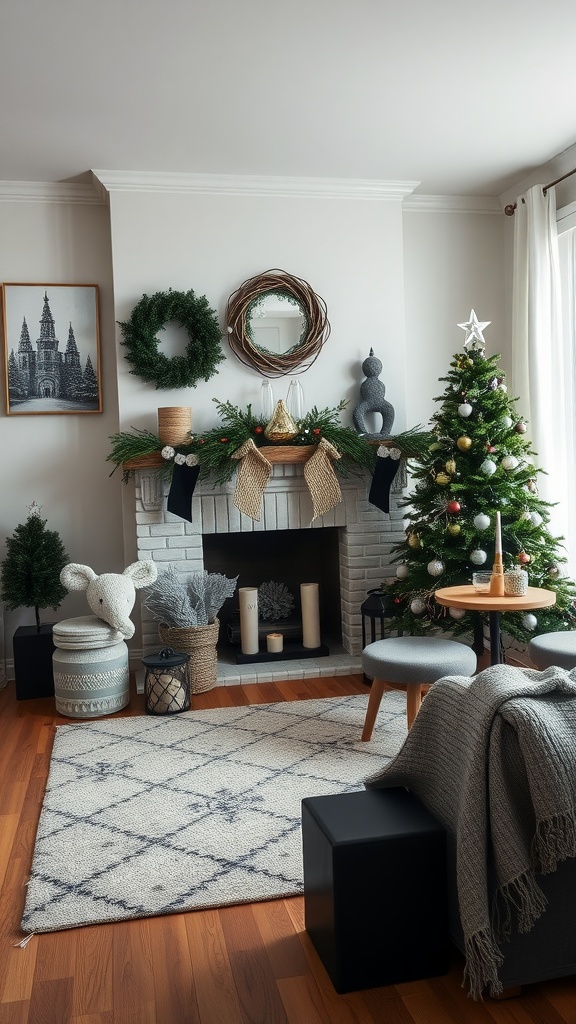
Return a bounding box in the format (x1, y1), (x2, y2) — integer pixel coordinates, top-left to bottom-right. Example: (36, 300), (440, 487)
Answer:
(457, 309), (491, 350)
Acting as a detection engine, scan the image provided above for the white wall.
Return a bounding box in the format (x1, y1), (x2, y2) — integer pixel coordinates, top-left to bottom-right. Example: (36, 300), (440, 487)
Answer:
(101, 181), (412, 574)
(0, 195), (125, 662)
(0, 177), (508, 673)
(403, 208), (506, 428)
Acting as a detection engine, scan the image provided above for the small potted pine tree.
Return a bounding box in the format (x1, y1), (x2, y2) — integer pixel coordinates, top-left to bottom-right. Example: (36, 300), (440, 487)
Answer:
(0, 502), (69, 699)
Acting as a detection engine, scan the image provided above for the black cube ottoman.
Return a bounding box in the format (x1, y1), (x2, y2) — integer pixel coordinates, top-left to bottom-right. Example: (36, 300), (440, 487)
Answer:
(302, 786), (449, 993)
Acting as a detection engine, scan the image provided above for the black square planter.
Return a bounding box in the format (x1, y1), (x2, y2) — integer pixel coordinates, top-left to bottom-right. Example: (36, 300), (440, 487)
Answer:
(13, 624), (56, 700)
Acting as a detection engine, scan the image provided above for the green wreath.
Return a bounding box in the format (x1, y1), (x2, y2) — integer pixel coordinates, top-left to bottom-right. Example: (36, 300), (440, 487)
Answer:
(118, 288), (225, 390)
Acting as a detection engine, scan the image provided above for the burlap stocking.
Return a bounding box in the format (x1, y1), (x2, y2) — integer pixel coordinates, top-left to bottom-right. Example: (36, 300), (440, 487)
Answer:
(303, 438), (342, 520)
(232, 439), (272, 520)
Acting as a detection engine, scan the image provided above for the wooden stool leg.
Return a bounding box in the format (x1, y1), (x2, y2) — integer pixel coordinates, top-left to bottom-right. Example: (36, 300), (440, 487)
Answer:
(406, 684), (423, 729)
(361, 679), (386, 741)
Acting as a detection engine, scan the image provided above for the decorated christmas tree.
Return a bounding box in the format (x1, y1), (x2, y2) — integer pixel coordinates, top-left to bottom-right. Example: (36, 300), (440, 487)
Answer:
(385, 311), (576, 650)
(0, 503), (69, 631)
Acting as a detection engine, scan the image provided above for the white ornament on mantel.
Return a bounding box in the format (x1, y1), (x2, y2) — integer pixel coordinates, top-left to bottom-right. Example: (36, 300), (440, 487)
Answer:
(470, 549), (488, 565)
(458, 403), (473, 418)
(396, 563), (410, 580)
(473, 513), (491, 531)
(457, 309), (491, 350)
(449, 607), (466, 620)
(427, 559), (445, 577)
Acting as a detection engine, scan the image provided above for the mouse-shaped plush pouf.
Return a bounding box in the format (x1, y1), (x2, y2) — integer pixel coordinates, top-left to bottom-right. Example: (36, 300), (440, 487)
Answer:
(52, 560), (158, 718)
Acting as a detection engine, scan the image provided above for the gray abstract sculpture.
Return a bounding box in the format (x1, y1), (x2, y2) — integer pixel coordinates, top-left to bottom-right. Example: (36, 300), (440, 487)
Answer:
(353, 348), (395, 439)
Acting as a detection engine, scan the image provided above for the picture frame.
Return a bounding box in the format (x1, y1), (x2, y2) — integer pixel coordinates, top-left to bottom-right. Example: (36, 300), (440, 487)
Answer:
(2, 283), (102, 415)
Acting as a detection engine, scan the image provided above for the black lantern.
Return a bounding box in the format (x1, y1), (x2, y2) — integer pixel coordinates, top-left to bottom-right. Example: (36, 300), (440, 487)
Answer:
(361, 588), (388, 649)
(142, 647), (191, 715)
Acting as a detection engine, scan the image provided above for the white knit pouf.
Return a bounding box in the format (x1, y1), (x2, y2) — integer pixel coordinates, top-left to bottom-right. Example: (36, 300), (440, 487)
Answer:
(53, 616), (129, 718)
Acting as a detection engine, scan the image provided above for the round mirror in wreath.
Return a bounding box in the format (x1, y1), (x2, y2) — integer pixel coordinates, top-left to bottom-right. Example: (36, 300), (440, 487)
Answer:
(225, 269), (330, 377)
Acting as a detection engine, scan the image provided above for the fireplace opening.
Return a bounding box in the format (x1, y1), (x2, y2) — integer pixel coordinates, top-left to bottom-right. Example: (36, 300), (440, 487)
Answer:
(202, 527), (342, 661)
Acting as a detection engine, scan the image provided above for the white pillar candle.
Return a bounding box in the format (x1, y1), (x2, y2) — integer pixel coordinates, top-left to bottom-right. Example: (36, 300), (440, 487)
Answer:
(266, 633), (283, 653)
(495, 511), (502, 555)
(239, 587), (259, 655)
(301, 582), (321, 649)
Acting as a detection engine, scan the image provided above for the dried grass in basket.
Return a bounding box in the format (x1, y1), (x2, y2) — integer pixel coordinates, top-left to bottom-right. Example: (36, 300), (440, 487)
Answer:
(225, 269), (330, 377)
(159, 619), (220, 693)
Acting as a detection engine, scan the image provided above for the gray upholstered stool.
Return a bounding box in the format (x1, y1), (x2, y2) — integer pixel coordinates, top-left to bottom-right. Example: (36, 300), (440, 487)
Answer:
(361, 636), (477, 738)
(529, 631), (576, 671)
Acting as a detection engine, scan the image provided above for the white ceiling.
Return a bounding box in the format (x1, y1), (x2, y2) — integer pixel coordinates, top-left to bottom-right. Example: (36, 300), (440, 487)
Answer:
(2, 0), (576, 197)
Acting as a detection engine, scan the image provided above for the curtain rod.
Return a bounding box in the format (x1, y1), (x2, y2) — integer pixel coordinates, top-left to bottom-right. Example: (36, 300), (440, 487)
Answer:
(504, 166), (576, 216)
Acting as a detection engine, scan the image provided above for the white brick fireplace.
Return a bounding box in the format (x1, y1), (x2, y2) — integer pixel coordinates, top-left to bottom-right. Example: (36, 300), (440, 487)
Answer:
(134, 464), (405, 684)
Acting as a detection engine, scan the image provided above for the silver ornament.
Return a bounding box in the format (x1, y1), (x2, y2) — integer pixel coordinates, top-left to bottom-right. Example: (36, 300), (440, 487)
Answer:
(470, 548), (488, 565)
(427, 559), (445, 577)
(395, 563), (410, 580)
(501, 415), (513, 429)
(458, 402), (473, 418)
(473, 513), (491, 530)
(522, 613), (537, 631)
(480, 459), (497, 476)
(410, 598), (426, 615)
(449, 607), (466, 620)
(501, 455), (519, 471)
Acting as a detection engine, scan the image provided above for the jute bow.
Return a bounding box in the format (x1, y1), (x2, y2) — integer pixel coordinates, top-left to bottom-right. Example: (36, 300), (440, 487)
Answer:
(231, 439), (272, 520)
(303, 437), (342, 521)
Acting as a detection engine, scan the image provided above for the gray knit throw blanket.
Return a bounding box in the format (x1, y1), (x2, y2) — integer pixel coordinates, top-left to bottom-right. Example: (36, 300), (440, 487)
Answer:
(365, 663), (576, 999)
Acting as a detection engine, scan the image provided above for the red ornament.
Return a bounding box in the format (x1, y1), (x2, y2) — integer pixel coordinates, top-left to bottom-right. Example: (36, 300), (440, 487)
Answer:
(255, 425), (263, 434)
(313, 428), (321, 436)
(446, 500), (461, 514)
(220, 437), (228, 443)
(199, 439), (205, 445)
(517, 551), (531, 564)
(486, 444), (496, 453)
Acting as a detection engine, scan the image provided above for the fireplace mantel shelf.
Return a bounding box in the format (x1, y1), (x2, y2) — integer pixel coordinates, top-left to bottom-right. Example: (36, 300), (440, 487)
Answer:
(124, 445), (317, 471)
(123, 438), (388, 472)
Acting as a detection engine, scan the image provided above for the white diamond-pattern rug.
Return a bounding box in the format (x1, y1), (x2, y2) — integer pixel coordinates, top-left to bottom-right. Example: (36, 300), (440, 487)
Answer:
(22, 693), (407, 934)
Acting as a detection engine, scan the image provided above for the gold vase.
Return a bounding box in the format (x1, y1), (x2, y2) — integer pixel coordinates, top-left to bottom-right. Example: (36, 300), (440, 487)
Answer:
(264, 400), (298, 441)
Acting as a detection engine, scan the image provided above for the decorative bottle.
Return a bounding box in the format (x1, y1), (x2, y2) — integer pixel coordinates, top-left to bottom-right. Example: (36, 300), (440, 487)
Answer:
(260, 379), (275, 421)
(286, 379), (305, 422)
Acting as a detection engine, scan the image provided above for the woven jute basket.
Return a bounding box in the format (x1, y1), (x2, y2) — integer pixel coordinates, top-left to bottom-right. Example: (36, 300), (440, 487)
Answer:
(158, 619), (220, 693)
(157, 406), (192, 447)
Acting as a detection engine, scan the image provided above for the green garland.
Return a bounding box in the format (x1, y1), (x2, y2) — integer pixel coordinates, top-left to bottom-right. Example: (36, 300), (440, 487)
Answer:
(107, 400), (377, 484)
(118, 289), (225, 390)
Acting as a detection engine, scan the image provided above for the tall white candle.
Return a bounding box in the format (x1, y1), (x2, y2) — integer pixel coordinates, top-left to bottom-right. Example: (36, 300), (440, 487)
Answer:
(495, 511), (502, 555)
(239, 587), (259, 655)
(301, 582), (321, 649)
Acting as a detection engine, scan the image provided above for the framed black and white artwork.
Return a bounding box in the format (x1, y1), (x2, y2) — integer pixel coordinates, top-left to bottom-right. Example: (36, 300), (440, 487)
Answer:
(2, 283), (102, 415)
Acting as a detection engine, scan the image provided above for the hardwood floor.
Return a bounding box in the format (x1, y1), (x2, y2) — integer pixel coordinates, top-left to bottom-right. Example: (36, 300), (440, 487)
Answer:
(1, 672), (575, 1024)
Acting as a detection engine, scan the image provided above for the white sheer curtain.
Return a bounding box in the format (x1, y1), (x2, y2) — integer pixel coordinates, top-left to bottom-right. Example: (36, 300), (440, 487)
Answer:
(511, 183), (575, 576)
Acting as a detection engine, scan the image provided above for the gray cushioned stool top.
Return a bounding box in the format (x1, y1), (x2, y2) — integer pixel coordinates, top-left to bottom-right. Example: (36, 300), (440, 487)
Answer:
(529, 631), (576, 671)
(362, 635), (477, 684)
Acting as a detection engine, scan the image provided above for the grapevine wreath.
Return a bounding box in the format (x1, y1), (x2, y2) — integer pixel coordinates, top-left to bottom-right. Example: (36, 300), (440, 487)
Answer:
(118, 288), (225, 390)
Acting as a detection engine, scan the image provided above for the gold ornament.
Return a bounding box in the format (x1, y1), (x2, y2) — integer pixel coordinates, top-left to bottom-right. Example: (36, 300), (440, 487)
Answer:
(407, 532), (421, 549)
(435, 472), (450, 485)
(446, 523), (461, 536)
(457, 436), (472, 451)
(445, 459), (457, 475)
(264, 400), (298, 441)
